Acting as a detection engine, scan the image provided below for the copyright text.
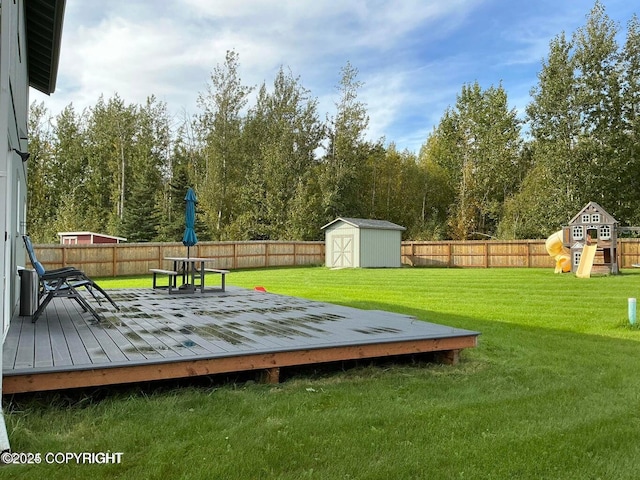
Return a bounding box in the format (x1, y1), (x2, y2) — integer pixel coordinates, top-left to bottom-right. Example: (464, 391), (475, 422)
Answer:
(1, 451), (123, 465)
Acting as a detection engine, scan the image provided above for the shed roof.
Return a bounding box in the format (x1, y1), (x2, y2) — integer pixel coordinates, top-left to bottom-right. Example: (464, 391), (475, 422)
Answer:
(321, 217), (406, 231)
(26, 0), (66, 94)
(57, 232), (127, 242)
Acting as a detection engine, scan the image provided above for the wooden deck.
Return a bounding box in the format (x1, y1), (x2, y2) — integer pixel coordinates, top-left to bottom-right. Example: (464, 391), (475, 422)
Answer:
(3, 287), (479, 394)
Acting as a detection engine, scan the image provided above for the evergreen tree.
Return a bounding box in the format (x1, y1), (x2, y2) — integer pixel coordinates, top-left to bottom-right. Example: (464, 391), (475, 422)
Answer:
(120, 97), (168, 242)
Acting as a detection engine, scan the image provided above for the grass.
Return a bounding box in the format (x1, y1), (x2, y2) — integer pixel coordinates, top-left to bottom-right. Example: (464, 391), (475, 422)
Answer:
(4, 266), (640, 479)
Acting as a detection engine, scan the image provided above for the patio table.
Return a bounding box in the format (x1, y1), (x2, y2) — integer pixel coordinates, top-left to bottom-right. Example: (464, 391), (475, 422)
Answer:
(164, 257), (227, 293)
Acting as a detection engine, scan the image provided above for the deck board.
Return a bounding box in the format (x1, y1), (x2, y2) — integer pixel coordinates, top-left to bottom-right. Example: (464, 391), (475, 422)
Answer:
(3, 312), (21, 370)
(33, 317), (53, 368)
(3, 287), (479, 394)
(48, 301), (73, 367)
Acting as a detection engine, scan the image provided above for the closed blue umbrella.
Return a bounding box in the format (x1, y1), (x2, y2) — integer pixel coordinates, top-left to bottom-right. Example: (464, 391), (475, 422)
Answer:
(182, 188), (198, 258)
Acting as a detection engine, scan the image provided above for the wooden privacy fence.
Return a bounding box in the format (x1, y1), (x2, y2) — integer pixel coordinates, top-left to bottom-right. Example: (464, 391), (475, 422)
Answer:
(34, 241), (325, 277)
(402, 240), (551, 268)
(402, 239), (640, 269)
(32, 239), (640, 277)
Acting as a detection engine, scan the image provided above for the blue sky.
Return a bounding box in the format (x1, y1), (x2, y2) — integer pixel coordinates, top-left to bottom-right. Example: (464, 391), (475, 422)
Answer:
(31, 0), (639, 154)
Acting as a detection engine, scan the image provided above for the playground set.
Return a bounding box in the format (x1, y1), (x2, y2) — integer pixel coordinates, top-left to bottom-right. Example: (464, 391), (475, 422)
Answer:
(545, 201), (620, 278)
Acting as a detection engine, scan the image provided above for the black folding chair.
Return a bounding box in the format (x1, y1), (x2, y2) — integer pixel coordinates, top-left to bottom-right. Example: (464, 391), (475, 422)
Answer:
(23, 235), (120, 322)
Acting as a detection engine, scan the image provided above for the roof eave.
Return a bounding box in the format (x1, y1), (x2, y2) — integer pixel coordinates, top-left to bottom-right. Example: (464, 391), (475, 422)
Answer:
(26, 0), (66, 95)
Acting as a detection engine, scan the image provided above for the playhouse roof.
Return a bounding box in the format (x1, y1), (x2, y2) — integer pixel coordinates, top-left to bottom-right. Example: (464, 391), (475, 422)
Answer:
(568, 202), (618, 225)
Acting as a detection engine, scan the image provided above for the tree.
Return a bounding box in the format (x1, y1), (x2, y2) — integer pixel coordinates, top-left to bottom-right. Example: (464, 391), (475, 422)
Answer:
(158, 123), (197, 242)
(505, 2), (625, 238)
(322, 62), (370, 220)
(572, 1), (621, 212)
(617, 14), (640, 225)
(231, 68), (324, 240)
(26, 102), (57, 242)
(50, 105), (93, 236)
(426, 82), (522, 239)
(504, 32), (581, 238)
(415, 136), (456, 239)
(195, 50), (253, 238)
(261, 67), (324, 239)
(120, 97), (169, 242)
(82, 94), (137, 234)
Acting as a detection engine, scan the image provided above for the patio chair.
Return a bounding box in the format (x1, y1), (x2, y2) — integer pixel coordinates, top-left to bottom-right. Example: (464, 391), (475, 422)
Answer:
(22, 235), (120, 323)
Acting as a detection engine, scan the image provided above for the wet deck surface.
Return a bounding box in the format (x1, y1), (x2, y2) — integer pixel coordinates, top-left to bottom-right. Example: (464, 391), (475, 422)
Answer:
(3, 287), (479, 393)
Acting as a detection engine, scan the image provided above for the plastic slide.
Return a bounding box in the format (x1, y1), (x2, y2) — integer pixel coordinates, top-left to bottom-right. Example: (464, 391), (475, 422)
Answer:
(576, 244), (597, 278)
(545, 231), (571, 273)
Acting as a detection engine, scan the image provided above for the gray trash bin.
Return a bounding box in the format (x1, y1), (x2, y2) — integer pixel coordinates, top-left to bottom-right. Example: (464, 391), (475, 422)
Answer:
(19, 268), (39, 316)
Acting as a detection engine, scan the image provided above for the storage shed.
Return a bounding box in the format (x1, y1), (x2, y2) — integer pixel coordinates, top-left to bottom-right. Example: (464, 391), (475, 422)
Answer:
(321, 218), (406, 268)
(58, 232), (127, 245)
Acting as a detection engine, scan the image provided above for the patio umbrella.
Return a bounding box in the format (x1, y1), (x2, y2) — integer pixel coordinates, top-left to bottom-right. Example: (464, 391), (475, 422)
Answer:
(182, 187), (198, 258)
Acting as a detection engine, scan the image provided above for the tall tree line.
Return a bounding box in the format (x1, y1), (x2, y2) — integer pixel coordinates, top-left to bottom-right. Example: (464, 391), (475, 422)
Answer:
(27, 2), (640, 243)
(27, 57), (429, 243)
(499, 2), (640, 237)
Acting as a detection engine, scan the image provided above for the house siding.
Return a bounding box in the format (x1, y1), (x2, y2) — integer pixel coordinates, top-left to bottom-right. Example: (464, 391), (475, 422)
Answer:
(1, 0), (33, 451)
(1, 0), (30, 340)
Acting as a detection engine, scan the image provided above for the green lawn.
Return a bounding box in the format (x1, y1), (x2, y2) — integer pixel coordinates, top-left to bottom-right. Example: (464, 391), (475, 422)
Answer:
(4, 267), (640, 479)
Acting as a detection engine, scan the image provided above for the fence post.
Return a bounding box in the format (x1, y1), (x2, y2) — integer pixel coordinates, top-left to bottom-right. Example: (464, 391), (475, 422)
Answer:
(233, 243), (238, 269)
(265, 242), (269, 267)
(484, 242), (489, 268)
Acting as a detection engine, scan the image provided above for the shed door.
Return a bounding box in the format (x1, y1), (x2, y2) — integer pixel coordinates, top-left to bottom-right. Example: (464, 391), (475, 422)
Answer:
(331, 235), (354, 268)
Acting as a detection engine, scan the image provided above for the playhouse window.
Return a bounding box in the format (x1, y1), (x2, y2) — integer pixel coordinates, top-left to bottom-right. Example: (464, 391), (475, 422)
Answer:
(591, 213), (601, 223)
(600, 225), (611, 240)
(574, 251), (581, 266)
(572, 226), (584, 240)
(582, 214), (590, 223)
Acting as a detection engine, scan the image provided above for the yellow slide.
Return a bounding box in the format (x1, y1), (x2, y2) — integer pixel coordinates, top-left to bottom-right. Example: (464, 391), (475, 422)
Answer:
(545, 231), (571, 273)
(576, 244), (597, 278)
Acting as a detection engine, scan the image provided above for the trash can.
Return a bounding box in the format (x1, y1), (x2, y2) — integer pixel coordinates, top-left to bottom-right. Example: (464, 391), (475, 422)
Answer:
(19, 268), (39, 316)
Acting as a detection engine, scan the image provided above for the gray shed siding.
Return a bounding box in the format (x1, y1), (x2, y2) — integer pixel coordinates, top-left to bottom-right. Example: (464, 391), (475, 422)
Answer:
(323, 218), (404, 268)
(360, 228), (403, 268)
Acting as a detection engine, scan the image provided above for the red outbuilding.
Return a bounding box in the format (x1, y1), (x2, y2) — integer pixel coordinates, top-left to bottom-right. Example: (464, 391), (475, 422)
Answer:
(57, 232), (127, 245)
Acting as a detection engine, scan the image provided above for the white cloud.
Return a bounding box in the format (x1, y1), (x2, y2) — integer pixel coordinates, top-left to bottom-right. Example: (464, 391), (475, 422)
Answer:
(33, 0), (485, 149)
(31, 0), (638, 154)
